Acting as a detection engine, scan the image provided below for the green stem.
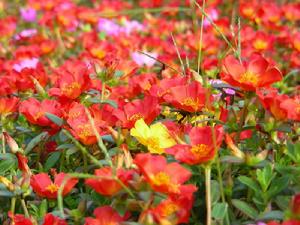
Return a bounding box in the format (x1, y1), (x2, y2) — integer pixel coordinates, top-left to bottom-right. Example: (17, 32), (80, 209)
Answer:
(62, 129), (103, 168)
(10, 197), (16, 214)
(1, 116), (5, 154)
(84, 108), (113, 167)
(21, 199), (29, 218)
(205, 166), (212, 225)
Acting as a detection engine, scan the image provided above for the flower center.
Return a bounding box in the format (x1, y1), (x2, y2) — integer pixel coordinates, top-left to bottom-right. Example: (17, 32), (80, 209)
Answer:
(181, 97), (200, 110)
(129, 113), (143, 121)
(146, 138), (160, 151)
(62, 82), (81, 96)
(152, 172), (170, 186)
(77, 124), (93, 138)
(253, 39), (268, 50)
(45, 183), (59, 193)
(191, 144), (209, 156)
(238, 71), (258, 85)
(33, 111), (45, 121)
(162, 203), (179, 217)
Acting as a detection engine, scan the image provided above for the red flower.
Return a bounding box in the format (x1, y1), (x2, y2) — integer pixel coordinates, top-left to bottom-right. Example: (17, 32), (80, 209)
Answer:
(257, 88), (300, 122)
(149, 77), (187, 100)
(84, 206), (126, 225)
(8, 212), (33, 225)
(0, 97), (19, 115)
(166, 125), (224, 165)
(150, 196), (194, 224)
(163, 81), (212, 113)
(49, 60), (92, 100)
(292, 193), (300, 216)
(19, 98), (62, 127)
(85, 167), (134, 196)
(280, 96), (300, 122)
(114, 96), (161, 128)
(30, 173), (78, 199)
(134, 153), (192, 195)
(65, 102), (114, 145)
(221, 54), (282, 91)
(42, 213), (67, 225)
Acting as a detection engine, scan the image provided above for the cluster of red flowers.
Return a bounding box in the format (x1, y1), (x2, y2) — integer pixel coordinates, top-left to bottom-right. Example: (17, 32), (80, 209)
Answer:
(0, 0), (299, 224)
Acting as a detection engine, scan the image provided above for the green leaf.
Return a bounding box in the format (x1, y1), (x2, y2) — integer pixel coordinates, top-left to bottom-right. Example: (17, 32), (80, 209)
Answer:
(25, 132), (49, 154)
(44, 151), (61, 171)
(211, 180), (221, 205)
(238, 176), (261, 193)
(258, 211), (284, 221)
(45, 112), (64, 126)
(212, 203), (228, 220)
(256, 164), (276, 192)
(267, 176), (289, 199)
(39, 199), (48, 218)
(232, 199), (258, 219)
(0, 190), (14, 197)
(0, 153), (17, 175)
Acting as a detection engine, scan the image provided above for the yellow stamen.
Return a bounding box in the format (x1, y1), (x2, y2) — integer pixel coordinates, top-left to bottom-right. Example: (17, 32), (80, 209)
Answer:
(62, 82), (81, 96)
(45, 183), (59, 193)
(238, 71), (258, 85)
(191, 144), (209, 157)
(253, 39), (268, 50)
(162, 203), (179, 217)
(181, 97), (200, 110)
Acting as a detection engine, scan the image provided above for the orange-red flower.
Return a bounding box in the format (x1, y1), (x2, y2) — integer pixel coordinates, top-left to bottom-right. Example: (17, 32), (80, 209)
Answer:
(166, 125), (224, 165)
(134, 153), (192, 195)
(65, 102), (114, 145)
(8, 212), (33, 225)
(114, 96), (161, 128)
(30, 172), (78, 199)
(19, 98), (62, 127)
(257, 88), (300, 121)
(163, 81), (212, 112)
(257, 88), (289, 120)
(49, 60), (92, 100)
(292, 193), (300, 216)
(280, 96), (300, 122)
(42, 213), (67, 225)
(221, 54), (282, 91)
(84, 206), (126, 225)
(150, 188), (196, 225)
(85, 167), (134, 196)
(0, 97), (19, 116)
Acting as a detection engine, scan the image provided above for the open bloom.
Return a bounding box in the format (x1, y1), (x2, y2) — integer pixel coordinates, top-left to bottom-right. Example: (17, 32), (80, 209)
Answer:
(84, 206), (126, 225)
(85, 167), (134, 196)
(49, 60), (92, 100)
(30, 173), (78, 199)
(257, 88), (300, 121)
(166, 125), (224, 165)
(19, 98), (62, 127)
(134, 153), (193, 195)
(114, 96), (161, 128)
(8, 212), (33, 225)
(0, 97), (19, 116)
(221, 54), (282, 91)
(42, 213), (67, 225)
(163, 81), (212, 113)
(130, 119), (176, 154)
(150, 193), (195, 225)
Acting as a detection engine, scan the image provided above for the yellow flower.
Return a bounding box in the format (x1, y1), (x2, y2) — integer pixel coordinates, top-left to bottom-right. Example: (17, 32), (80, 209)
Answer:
(130, 119), (176, 154)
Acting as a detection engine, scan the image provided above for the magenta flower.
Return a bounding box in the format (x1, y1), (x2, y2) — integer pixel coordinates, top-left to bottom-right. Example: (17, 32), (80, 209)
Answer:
(20, 8), (36, 23)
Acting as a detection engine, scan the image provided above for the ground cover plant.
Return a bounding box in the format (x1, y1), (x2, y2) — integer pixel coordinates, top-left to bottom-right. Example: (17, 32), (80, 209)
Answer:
(0, 0), (299, 224)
